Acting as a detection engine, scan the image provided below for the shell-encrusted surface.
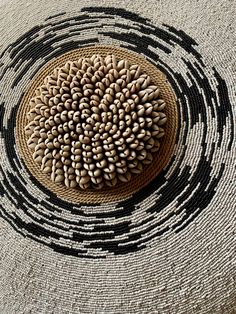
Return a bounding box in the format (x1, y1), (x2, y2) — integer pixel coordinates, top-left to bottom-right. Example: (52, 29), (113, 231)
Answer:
(25, 54), (167, 189)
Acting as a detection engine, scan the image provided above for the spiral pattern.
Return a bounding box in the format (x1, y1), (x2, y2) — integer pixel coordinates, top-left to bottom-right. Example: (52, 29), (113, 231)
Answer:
(25, 55), (166, 189)
(0, 7), (234, 258)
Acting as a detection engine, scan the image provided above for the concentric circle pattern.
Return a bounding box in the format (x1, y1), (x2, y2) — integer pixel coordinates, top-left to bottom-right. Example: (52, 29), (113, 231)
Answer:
(0, 7), (234, 258)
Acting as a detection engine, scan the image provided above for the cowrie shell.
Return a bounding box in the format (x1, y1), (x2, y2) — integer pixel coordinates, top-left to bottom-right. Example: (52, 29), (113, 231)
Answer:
(26, 54), (167, 189)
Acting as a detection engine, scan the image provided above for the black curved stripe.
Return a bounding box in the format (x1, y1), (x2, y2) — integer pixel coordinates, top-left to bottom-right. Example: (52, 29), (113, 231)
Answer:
(0, 7), (233, 257)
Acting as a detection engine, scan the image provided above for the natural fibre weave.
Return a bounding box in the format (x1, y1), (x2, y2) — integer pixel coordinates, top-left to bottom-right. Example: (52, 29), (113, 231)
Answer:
(0, 0), (235, 313)
(16, 45), (177, 203)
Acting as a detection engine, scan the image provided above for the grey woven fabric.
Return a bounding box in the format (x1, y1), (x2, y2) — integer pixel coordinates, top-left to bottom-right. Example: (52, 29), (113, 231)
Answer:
(0, 0), (235, 313)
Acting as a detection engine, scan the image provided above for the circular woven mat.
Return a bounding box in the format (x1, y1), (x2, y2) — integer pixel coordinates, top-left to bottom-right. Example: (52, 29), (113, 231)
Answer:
(0, 1), (235, 314)
(16, 45), (177, 204)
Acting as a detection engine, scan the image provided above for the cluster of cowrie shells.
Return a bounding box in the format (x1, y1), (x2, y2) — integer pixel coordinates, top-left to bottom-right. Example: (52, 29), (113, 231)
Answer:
(25, 54), (167, 189)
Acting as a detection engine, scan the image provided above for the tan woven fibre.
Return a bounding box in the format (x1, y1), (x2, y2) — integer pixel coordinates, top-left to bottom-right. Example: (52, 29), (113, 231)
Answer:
(16, 45), (178, 204)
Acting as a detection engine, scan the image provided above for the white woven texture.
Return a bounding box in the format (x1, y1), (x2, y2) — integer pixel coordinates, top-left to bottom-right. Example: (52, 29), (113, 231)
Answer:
(0, 0), (235, 313)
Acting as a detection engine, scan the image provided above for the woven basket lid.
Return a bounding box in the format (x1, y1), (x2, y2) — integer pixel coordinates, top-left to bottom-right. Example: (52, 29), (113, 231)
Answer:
(0, 1), (235, 313)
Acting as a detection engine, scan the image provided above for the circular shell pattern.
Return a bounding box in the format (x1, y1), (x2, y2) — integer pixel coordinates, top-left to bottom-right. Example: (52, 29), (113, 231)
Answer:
(25, 54), (167, 189)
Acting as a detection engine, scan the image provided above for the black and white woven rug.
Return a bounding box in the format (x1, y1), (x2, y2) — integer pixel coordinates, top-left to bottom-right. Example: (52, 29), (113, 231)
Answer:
(0, 0), (235, 313)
